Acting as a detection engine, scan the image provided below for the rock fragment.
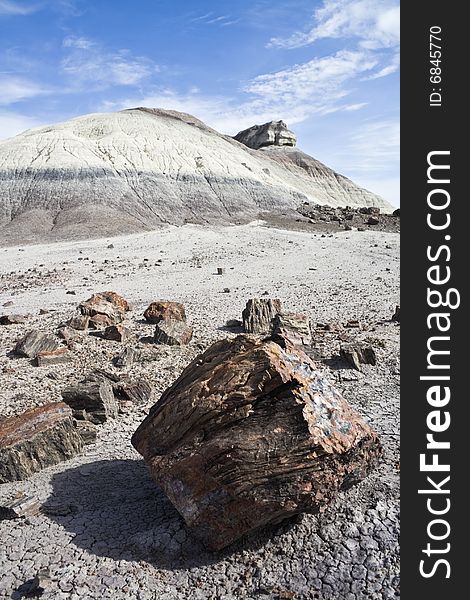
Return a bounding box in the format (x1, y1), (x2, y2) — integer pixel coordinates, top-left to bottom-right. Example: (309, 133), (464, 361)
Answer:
(242, 298), (282, 334)
(154, 319), (193, 346)
(132, 335), (382, 550)
(61, 375), (118, 424)
(392, 305), (400, 323)
(340, 342), (377, 370)
(102, 324), (133, 343)
(65, 313), (90, 330)
(0, 314), (29, 325)
(35, 347), (72, 367)
(13, 330), (59, 358)
(74, 420), (97, 445)
(271, 312), (312, 347)
(144, 301), (186, 324)
(0, 403), (83, 483)
(0, 495), (40, 520)
(115, 379), (152, 404)
(79, 291), (129, 324)
(113, 346), (135, 368)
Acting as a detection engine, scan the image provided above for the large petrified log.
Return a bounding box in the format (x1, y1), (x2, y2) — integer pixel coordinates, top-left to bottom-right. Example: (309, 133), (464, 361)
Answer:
(132, 335), (382, 550)
(0, 403), (83, 483)
(242, 298), (281, 334)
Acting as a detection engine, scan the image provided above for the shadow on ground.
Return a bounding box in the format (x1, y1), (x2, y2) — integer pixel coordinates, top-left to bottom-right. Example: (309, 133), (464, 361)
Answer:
(46, 459), (299, 570)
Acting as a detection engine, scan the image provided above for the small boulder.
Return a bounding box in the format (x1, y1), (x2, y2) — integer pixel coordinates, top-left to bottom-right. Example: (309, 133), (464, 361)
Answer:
(88, 314), (115, 329)
(144, 301), (186, 324)
(102, 324), (133, 343)
(79, 291), (129, 324)
(154, 319), (193, 346)
(392, 305), (400, 323)
(74, 420), (97, 445)
(340, 342), (377, 371)
(62, 375), (118, 424)
(271, 313), (312, 347)
(114, 379), (152, 404)
(0, 314), (29, 325)
(113, 346), (135, 368)
(35, 347), (72, 367)
(0, 403), (83, 483)
(367, 216), (380, 225)
(65, 314), (90, 330)
(242, 298), (282, 334)
(14, 330), (60, 359)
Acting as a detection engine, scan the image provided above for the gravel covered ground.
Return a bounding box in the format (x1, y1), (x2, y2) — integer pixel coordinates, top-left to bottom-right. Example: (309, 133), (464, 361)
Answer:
(0, 223), (399, 600)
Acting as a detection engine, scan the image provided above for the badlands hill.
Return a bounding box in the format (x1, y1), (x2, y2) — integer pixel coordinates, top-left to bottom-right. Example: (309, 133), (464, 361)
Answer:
(0, 108), (391, 244)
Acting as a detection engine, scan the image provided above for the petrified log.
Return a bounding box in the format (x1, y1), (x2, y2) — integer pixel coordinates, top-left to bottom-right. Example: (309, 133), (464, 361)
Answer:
(340, 342), (377, 371)
(0, 494), (40, 520)
(242, 298), (281, 334)
(0, 403), (83, 483)
(144, 301), (186, 324)
(61, 375), (118, 423)
(115, 379), (152, 404)
(132, 335), (382, 550)
(271, 313), (312, 347)
(154, 319), (193, 346)
(14, 330), (60, 358)
(65, 314), (90, 331)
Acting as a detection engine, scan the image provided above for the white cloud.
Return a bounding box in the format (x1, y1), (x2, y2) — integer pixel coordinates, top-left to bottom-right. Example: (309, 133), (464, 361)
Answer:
(106, 50), (378, 134)
(364, 51), (399, 79)
(61, 36), (158, 88)
(340, 119), (399, 172)
(0, 1), (37, 15)
(0, 75), (51, 105)
(0, 110), (43, 139)
(269, 0), (400, 50)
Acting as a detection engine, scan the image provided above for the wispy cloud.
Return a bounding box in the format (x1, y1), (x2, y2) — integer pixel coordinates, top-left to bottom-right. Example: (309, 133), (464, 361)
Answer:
(341, 119), (399, 172)
(269, 0), (399, 50)
(0, 75), (51, 105)
(189, 12), (237, 26)
(0, 0), (38, 16)
(106, 49), (376, 134)
(61, 36), (159, 88)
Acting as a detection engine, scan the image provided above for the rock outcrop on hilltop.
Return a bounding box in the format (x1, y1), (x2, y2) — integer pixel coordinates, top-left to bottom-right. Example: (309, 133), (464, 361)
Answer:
(0, 108), (392, 244)
(233, 120), (297, 149)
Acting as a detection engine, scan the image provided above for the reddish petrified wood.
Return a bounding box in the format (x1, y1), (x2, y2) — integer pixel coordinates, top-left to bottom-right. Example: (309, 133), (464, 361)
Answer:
(0, 403), (83, 483)
(144, 301), (186, 324)
(79, 291), (129, 323)
(132, 335), (382, 550)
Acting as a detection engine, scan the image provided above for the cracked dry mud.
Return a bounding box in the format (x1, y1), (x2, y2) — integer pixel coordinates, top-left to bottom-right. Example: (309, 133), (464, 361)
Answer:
(0, 223), (399, 600)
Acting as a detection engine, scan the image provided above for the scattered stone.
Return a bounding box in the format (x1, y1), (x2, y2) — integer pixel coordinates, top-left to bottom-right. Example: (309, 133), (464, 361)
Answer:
(62, 375), (118, 424)
(0, 314), (29, 325)
(222, 287), (231, 293)
(132, 335), (382, 550)
(242, 298), (282, 334)
(114, 379), (152, 404)
(35, 347), (72, 367)
(39, 308), (53, 315)
(345, 319), (362, 329)
(13, 330), (59, 359)
(74, 420), (98, 445)
(2, 300), (14, 307)
(0, 494), (40, 520)
(79, 291), (129, 323)
(88, 313), (115, 329)
(102, 324), (133, 343)
(216, 267), (225, 275)
(340, 342), (377, 371)
(367, 216), (380, 225)
(393, 208), (400, 216)
(0, 403), (83, 483)
(392, 305), (400, 323)
(66, 290), (77, 295)
(144, 301), (186, 324)
(65, 313), (90, 330)
(271, 313), (312, 347)
(17, 570), (52, 597)
(107, 243), (115, 248)
(112, 346), (135, 368)
(154, 319), (193, 346)
(225, 319), (243, 329)
(57, 326), (80, 345)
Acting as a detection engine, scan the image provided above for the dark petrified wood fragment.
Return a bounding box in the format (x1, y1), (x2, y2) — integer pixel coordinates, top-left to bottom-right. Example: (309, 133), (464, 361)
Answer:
(271, 312), (312, 347)
(13, 330), (59, 358)
(340, 342), (377, 371)
(154, 319), (193, 346)
(132, 335), (382, 550)
(61, 375), (118, 423)
(0, 403), (83, 483)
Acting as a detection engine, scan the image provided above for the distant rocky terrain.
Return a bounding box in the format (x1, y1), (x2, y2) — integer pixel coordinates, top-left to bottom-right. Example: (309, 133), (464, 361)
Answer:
(0, 109), (392, 245)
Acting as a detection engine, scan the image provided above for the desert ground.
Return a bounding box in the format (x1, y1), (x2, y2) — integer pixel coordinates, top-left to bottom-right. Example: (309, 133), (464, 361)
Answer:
(0, 222), (399, 600)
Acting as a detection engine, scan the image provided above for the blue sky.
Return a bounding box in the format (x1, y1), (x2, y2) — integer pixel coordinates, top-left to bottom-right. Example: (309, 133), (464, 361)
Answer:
(0, 0), (399, 205)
